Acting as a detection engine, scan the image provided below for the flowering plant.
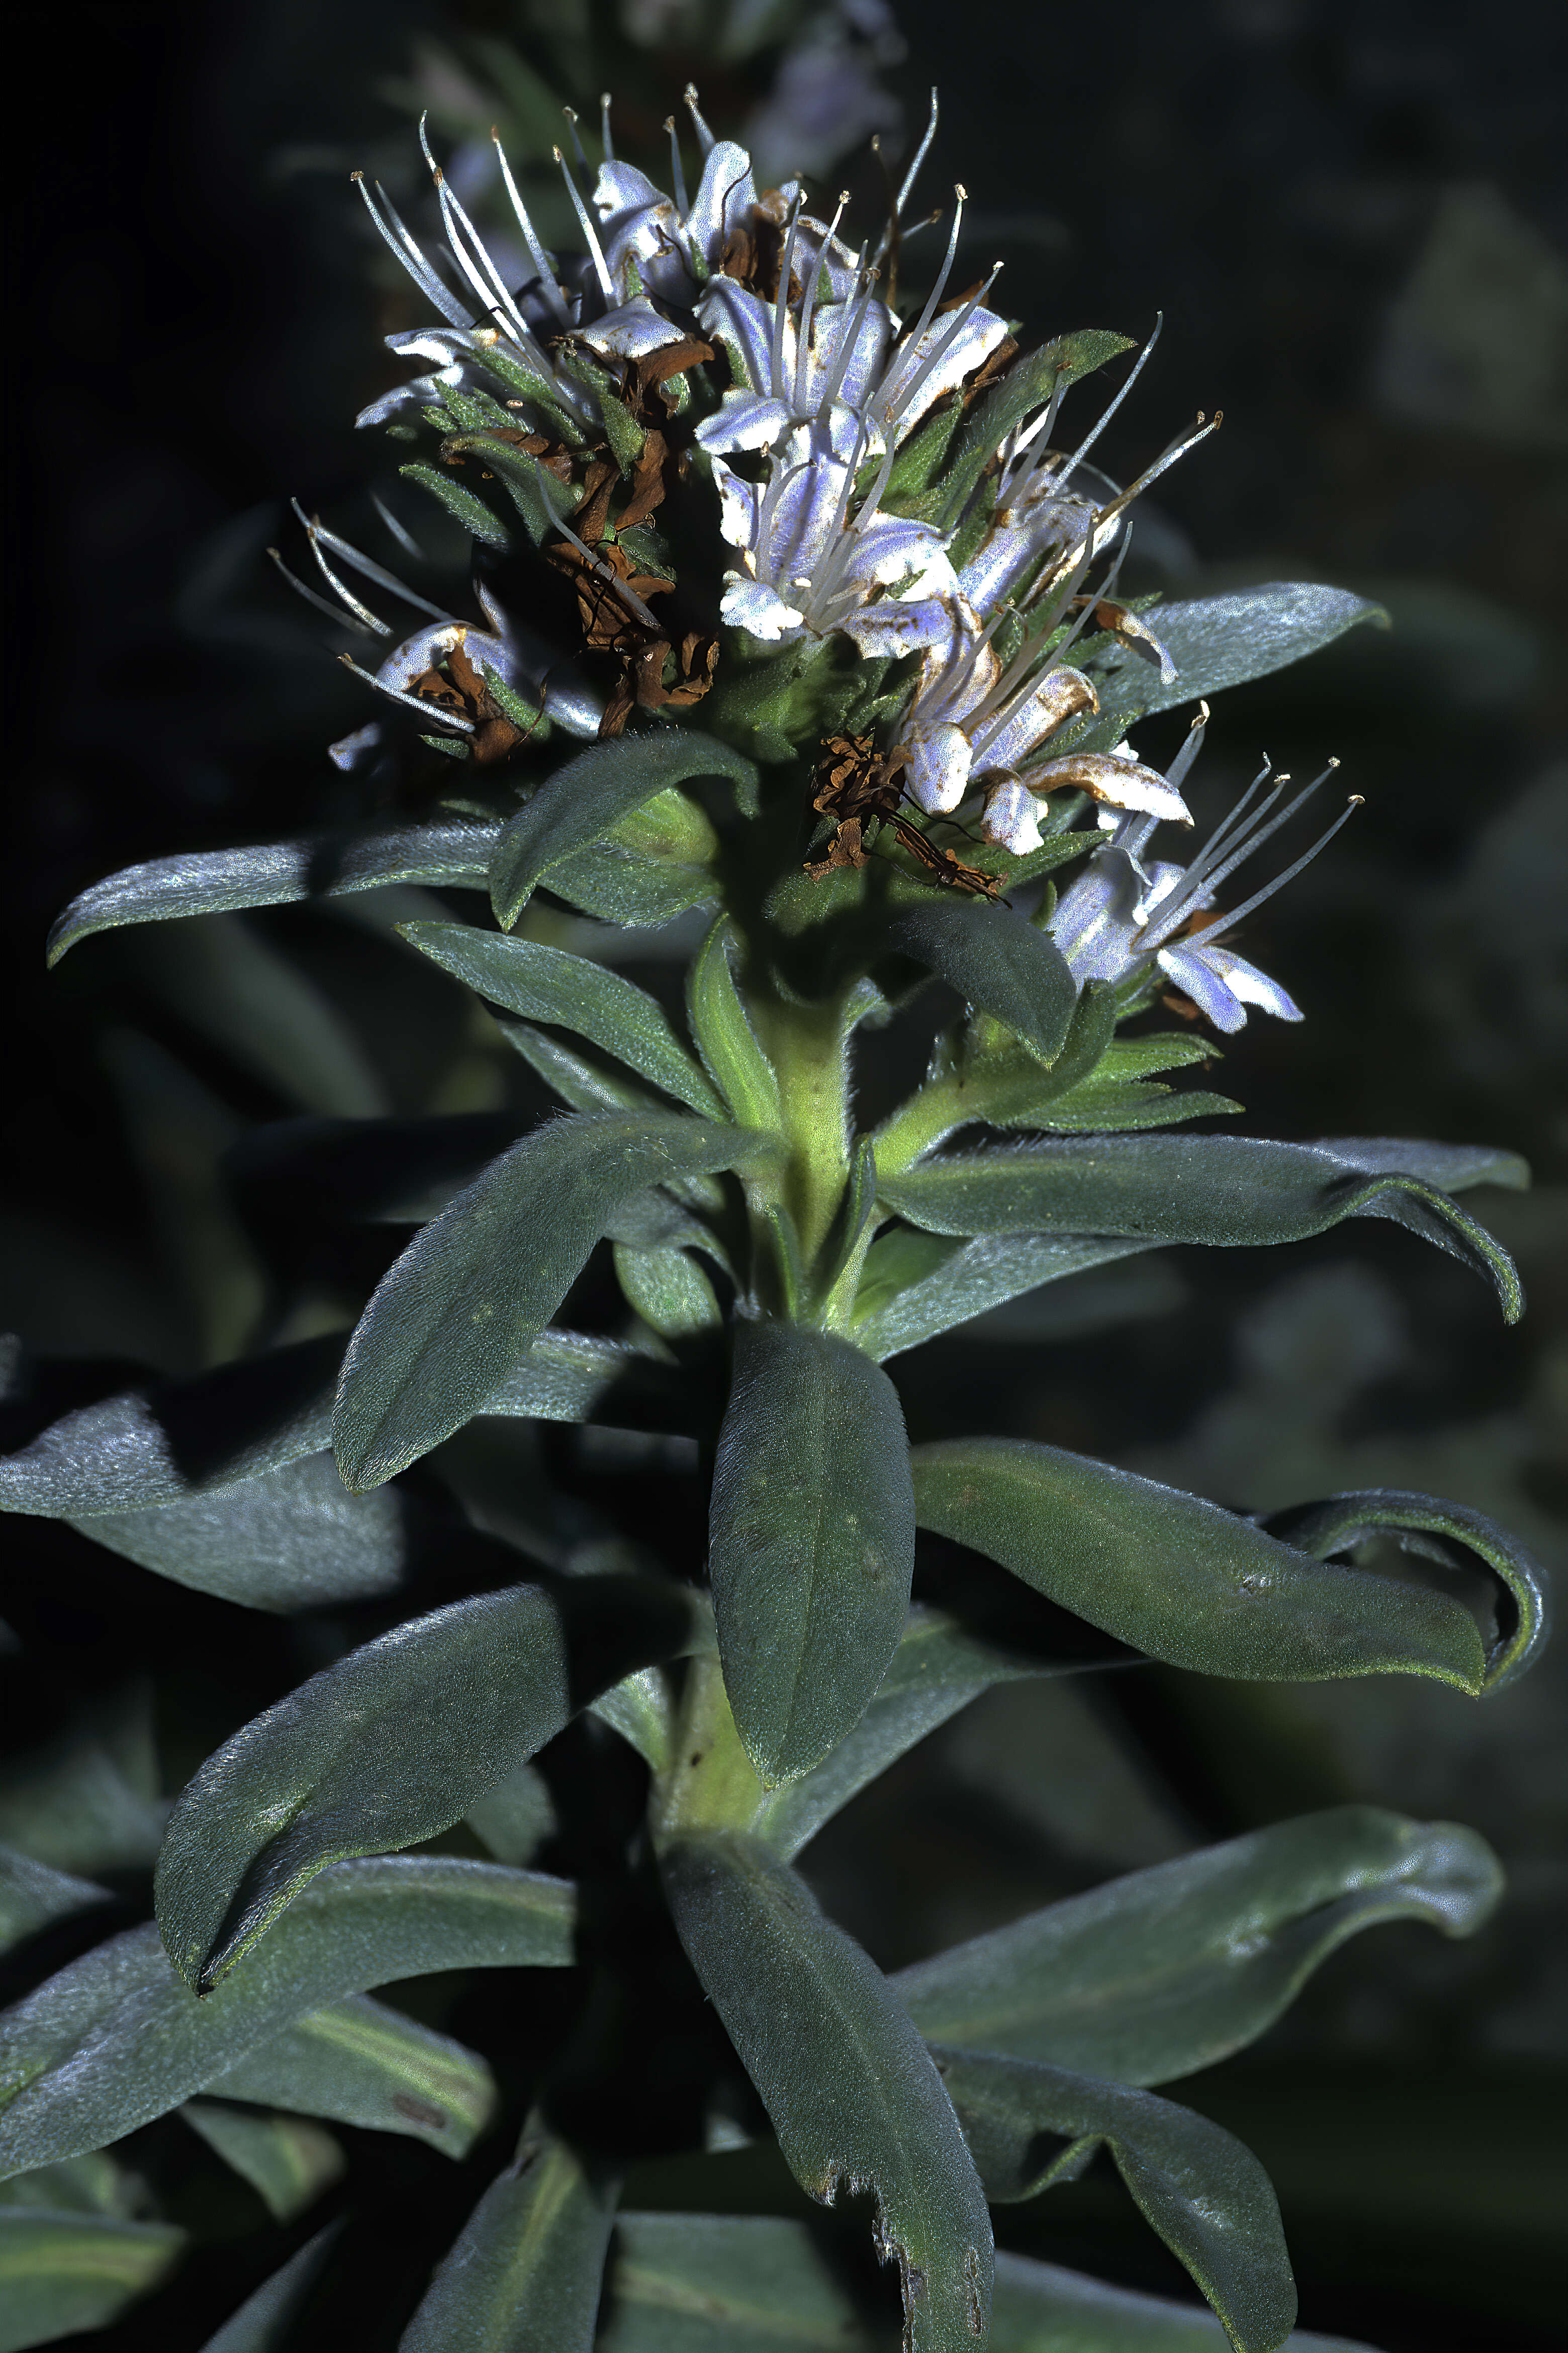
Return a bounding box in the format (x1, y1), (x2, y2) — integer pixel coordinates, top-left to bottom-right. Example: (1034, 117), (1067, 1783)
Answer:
(0, 77), (1547, 2353)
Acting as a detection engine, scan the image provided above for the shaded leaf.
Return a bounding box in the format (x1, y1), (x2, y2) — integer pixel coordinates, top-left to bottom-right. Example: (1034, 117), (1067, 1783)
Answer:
(879, 1135), (1523, 1321)
(48, 822), (499, 966)
(197, 2224), (340, 2353)
(490, 735), (757, 929)
(400, 922), (723, 1115)
(877, 900), (1078, 1064)
(895, 1805), (1501, 2082)
(596, 2212), (871, 2351)
(180, 2101), (344, 2222)
(0, 2154), (136, 2218)
(1259, 1488), (1550, 1693)
(661, 1831), (991, 2351)
(0, 1851), (110, 1961)
(709, 1319), (915, 1783)
(686, 919), (781, 1129)
(0, 2209), (184, 2352)
(541, 786), (722, 928)
(332, 1115), (774, 1488)
(400, 2121), (616, 2352)
(209, 1992), (497, 2155)
(0, 1857), (574, 2177)
(851, 1232), (1156, 1361)
(908, 1439), (1527, 1690)
(156, 1573), (698, 1990)
(932, 2049), (1294, 2352)
(614, 1243), (723, 1337)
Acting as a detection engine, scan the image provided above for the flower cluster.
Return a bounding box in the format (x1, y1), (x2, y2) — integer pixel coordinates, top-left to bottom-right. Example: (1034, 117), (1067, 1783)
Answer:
(293, 88), (1357, 1030)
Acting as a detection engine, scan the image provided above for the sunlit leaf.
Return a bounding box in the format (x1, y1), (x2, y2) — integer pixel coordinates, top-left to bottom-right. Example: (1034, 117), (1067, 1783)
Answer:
(209, 1992), (497, 2155)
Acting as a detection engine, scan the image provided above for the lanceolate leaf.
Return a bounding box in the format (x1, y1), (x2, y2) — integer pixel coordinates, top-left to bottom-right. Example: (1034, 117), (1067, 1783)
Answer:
(490, 734), (758, 928)
(988, 2253), (1373, 2353)
(332, 1114), (775, 1489)
(1259, 1489), (1551, 1692)
(0, 1857), (574, 2177)
(1072, 583), (1388, 740)
(47, 822), (500, 966)
(0, 2208), (185, 2348)
(708, 1319), (916, 1783)
(400, 923), (724, 1116)
(909, 1439), (1528, 1691)
(208, 1992), (497, 2155)
(876, 899), (1079, 1064)
(196, 2226), (340, 2353)
(156, 1574), (698, 1991)
(686, 919), (781, 1129)
(852, 1232), (1156, 1361)
(0, 1849), (110, 1960)
(400, 2122), (617, 2353)
(921, 330), (1137, 529)
(661, 1831), (992, 2353)
(879, 1135), (1524, 1321)
(894, 1806), (1501, 2083)
(931, 2049), (1295, 2353)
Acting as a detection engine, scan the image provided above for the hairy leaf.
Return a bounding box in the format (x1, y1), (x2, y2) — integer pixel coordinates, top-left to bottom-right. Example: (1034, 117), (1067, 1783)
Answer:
(933, 2049), (1294, 2352)
(924, 331), (1138, 529)
(877, 899), (1079, 1065)
(852, 1231), (1156, 1360)
(401, 922), (723, 1115)
(1259, 1488), (1550, 1693)
(895, 1806), (1501, 2081)
(709, 1319), (916, 1783)
(1083, 583), (1387, 729)
(196, 2225), (339, 2353)
(880, 1135), (1524, 1321)
(0, 1858), (574, 2177)
(332, 1114), (774, 1488)
(490, 735), (757, 928)
(661, 1831), (991, 2351)
(542, 785), (723, 928)
(156, 1575), (697, 1990)
(180, 2101), (344, 2222)
(0, 1850), (110, 1961)
(401, 2122), (617, 2352)
(47, 822), (500, 965)
(686, 919), (782, 1129)
(209, 1992), (496, 2155)
(908, 1439), (1534, 1691)
(0, 2209), (184, 2351)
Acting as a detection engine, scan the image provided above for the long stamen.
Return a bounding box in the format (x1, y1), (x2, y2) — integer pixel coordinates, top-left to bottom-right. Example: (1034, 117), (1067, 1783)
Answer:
(872, 86), (939, 265)
(1148, 777), (1358, 951)
(338, 651), (476, 733)
(371, 493), (424, 563)
(268, 547), (379, 634)
(802, 413), (876, 616)
(542, 473), (665, 630)
(562, 107), (592, 178)
(419, 118), (532, 348)
(887, 188), (967, 383)
(352, 173), (471, 328)
(299, 508), (455, 623)
(814, 246), (878, 415)
(554, 147), (615, 301)
(877, 254), (1000, 439)
(1056, 313), (1164, 481)
(1155, 769), (1330, 934)
(664, 117), (689, 214)
(492, 133), (572, 326)
(294, 504), (391, 634)
(684, 84), (716, 156)
(795, 193), (849, 411)
(600, 93), (614, 163)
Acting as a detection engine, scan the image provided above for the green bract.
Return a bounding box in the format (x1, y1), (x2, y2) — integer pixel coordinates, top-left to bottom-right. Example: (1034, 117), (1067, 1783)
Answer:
(0, 59), (1546, 2353)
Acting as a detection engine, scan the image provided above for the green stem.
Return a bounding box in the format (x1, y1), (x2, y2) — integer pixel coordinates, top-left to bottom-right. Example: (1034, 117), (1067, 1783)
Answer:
(753, 989), (853, 1272)
(654, 1656), (765, 1844)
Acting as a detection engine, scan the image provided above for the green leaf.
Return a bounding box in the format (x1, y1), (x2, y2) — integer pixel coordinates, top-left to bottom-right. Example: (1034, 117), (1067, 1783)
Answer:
(399, 459), (515, 548)
(852, 1232), (1156, 1361)
(709, 1318), (916, 1783)
(1258, 1489), (1550, 1694)
(400, 921), (724, 1115)
(752, 1608), (1091, 1861)
(180, 2101), (344, 2222)
(539, 791), (722, 927)
(0, 2209), (185, 2352)
(0, 2154), (135, 2218)
(208, 1992), (497, 2155)
(686, 918), (781, 1129)
(1080, 583), (1388, 730)
(909, 1440), (1522, 1689)
(401, 2121), (616, 2352)
(879, 1135), (1524, 1322)
(490, 735), (757, 929)
(919, 331), (1138, 529)
(614, 1243), (723, 1337)
(894, 1805), (1501, 2082)
(991, 2251), (1377, 2353)
(47, 821), (500, 965)
(876, 898), (1079, 1064)
(155, 1574), (697, 1990)
(932, 2049), (1294, 2353)
(1018, 1080), (1242, 1132)
(332, 1114), (775, 1488)
(0, 1850), (110, 1961)
(0, 1857), (574, 2177)
(197, 2225), (339, 2353)
(661, 1831), (991, 2351)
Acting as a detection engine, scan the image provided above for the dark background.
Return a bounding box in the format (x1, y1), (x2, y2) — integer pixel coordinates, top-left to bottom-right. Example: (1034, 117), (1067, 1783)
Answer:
(4, 1), (1565, 2346)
